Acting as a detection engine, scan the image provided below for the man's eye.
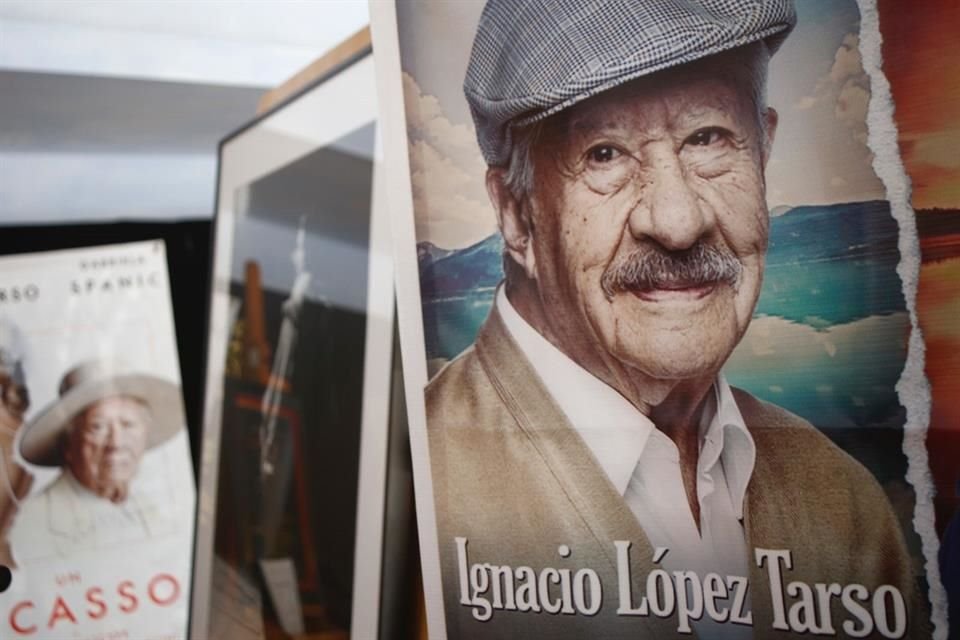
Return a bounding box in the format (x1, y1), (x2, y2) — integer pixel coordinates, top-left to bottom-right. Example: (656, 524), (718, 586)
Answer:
(587, 145), (622, 164)
(686, 128), (727, 147)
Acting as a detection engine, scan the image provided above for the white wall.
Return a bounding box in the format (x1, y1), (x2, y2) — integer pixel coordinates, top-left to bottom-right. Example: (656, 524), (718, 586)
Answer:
(0, 0), (370, 225)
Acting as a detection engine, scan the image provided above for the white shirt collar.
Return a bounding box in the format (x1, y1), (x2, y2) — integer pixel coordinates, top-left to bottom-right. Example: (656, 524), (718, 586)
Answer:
(496, 287), (756, 517)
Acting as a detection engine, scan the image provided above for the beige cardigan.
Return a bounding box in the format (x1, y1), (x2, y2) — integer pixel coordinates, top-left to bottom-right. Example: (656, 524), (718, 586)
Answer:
(425, 309), (924, 639)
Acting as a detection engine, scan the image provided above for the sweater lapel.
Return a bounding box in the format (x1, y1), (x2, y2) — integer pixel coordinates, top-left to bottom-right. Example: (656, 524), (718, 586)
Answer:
(475, 308), (680, 635)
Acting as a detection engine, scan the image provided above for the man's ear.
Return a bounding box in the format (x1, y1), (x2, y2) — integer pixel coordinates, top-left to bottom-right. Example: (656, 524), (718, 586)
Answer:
(761, 106), (779, 167)
(486, 168), (537, 279)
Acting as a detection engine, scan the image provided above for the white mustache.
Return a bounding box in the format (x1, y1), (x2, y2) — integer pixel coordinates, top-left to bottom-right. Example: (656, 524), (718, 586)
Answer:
(600, 244), (742, 299)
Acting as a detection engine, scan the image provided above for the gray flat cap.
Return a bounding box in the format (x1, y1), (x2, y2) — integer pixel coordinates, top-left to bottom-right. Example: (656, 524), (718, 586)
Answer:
(464, 0), (796, 166)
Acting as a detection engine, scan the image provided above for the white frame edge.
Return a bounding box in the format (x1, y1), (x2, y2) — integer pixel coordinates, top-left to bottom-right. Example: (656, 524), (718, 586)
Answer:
(349, 132), (397, 639)
(191, 52), (393, 639)
(369, 2), (449, 638)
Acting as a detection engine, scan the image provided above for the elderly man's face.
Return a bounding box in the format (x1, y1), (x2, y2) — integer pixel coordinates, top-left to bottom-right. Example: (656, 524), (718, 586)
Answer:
(519, 60), (776, 382)
(65, 395), (149, 503)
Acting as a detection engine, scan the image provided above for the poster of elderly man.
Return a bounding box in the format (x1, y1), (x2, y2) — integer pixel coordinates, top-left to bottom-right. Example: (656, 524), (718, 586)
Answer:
(0, 242), (194, 640)
(371, 0), (953, 638)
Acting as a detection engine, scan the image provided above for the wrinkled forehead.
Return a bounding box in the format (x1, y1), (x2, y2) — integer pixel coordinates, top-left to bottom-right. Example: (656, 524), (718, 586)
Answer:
(546, 55), (761, 140)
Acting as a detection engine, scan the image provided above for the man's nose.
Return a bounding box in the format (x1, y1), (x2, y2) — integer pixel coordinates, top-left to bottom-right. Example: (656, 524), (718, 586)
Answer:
(105, 421), (122, 446)
(628, 152), (714, 250)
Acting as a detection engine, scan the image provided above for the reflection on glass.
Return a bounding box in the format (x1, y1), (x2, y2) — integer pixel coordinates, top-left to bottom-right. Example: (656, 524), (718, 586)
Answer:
(211, 122), (375, 639)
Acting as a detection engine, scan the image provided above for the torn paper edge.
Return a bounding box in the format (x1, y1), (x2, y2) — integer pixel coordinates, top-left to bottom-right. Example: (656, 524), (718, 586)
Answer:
(856, 0), (947, 637)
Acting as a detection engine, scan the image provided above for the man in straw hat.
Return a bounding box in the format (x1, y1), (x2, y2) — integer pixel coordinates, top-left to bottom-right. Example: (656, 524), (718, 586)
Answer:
(9, 360), (185, 561)
(0, 318), (33, 568)
(424, 0), (921, 637)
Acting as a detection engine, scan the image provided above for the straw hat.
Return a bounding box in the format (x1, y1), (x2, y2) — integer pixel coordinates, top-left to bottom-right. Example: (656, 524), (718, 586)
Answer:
(19, 360), (184, 467)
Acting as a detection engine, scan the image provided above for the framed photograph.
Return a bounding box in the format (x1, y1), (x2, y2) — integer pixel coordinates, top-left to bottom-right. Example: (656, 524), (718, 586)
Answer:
(370, 0), (955, 638)
(191, 43), (397, 639)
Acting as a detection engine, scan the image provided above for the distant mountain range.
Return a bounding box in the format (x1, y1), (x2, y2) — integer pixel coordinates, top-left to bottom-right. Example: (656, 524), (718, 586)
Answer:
(419, 233), (504, 299)
(417, 241), (454, 268)
(765, 200), (899, 264)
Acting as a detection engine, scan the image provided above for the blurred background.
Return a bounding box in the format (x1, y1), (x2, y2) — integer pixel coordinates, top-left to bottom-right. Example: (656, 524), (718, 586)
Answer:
(0, 0), (368, 224)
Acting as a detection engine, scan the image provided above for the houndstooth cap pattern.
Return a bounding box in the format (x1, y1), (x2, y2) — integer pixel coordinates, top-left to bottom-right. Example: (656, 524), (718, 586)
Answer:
(464, 0), (796, 166)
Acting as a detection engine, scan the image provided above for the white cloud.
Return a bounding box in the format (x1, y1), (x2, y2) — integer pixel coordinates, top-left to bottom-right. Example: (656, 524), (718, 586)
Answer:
(409, 140), (495, 244)
(835, 81), (871, 144)
(766, 25), (887, 210)
(403, 73), (483, 164)
(402, 73), (497, 249)
(829, 34), (863, 84)
(791, 34), (871, 145)
(828, 34), (871, 144)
